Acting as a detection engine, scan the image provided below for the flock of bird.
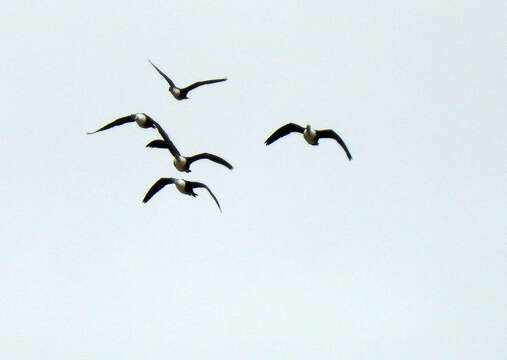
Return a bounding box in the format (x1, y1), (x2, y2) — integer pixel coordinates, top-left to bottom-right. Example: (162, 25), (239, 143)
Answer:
(88, 60), (353, 212)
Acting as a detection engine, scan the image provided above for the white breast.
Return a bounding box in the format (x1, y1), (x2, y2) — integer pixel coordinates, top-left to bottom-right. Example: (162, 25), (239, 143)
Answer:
(173, 157), (187, 172)
(175, 179), (186, 193)
(303, 128), (317, 144)
(172, 87), (181, 97)
(134, 113), (148, 127)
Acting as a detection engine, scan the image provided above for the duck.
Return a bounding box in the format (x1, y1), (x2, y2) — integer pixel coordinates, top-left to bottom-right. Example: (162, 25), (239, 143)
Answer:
(148, 59), (226, 100)
(148, 121), (233, 173)
(264, 123), (352, 160)
(87, 113), (156, 134)
(143, 177), (221, 211)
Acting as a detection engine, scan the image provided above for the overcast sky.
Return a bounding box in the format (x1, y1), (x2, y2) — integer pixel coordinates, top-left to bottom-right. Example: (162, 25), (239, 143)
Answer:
(1, 1), (505, 359)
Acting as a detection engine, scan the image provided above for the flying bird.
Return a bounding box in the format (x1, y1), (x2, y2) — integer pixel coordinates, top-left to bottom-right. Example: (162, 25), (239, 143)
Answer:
(147, 122), (233, 173)
(143, 177), (221, 211)
(87, 113), (156, 134)
(148, 59), (226, 100)
(264, 123), (352, 160)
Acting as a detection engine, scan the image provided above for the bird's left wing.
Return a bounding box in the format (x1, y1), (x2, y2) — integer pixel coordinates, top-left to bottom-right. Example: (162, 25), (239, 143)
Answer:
(143, 177), (176, 203)
(187, 181), (222, 212)
(87, 114), (134, 134)
(148, 59), (176, 88)
(316, 129), (353, 160)
(186, 153), (234, 170)
(264, 123), (305, 145)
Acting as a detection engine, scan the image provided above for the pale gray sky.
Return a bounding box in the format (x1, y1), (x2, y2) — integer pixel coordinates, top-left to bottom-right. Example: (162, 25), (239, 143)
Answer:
(1, 1), (505, 359)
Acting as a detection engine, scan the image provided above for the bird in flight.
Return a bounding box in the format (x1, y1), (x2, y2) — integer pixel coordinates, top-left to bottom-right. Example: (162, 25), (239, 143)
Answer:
(264, 123), (352, 160)
(87, 113), (156, 134)
(143, 177), (221, 211)
(148, 59), (226, 100)
(147, 121), (233, 173)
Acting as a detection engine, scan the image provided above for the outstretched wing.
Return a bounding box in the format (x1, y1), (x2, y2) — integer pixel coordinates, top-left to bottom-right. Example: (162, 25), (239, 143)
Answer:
(187, 181), (221, 212)
(186, 153), (234, 170)
(142, 178), (176, 203)
(180, 78), (227, 94)
(145, 139), (167, 149)
(264, 123), (305, 145)
(152, 122), (181, 158)
(316, 129), (353, 160)
(87, 114), (134, 134)
(148, 59), (176, 88)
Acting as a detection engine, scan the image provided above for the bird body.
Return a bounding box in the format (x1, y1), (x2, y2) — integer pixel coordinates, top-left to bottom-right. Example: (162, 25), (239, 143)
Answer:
(148, 59), (226, 100)
(143, 177), (221, 211)
(88, 114), (232, 172)
(265, 123), (352, 160)
(134, 113), (152, 128)
(147, 122), (233, 173)
(170, 87), (182, 99)
(173, 156), (188, 172)
(303, 125), (318, 145)
(174, 178), (187, 194)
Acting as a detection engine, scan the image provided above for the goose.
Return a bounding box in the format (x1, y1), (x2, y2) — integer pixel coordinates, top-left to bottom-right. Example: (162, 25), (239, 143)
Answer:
(147, 121), (233, 173)
(148, 59), (226, 100)
(87, 113), (156, 134)
(143, 177), (221, 211)
(264, 123), (352, 160)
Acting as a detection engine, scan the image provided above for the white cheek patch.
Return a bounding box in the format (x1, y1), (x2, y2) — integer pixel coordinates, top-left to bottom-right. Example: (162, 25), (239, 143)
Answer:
(172, 88), (181, 96)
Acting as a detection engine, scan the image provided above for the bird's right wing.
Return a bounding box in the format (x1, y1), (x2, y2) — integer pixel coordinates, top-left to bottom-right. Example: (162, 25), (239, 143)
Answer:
(152, 122), (181, 158)
(187, 181), (222, 212)
(145, 139), (168, 149)
(148, 59), (176, 88)
(316, 129), (353, 160)
(87, 115), (134, 134)
(264, 123), (305, 145)
(143, 178), (176, 203)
